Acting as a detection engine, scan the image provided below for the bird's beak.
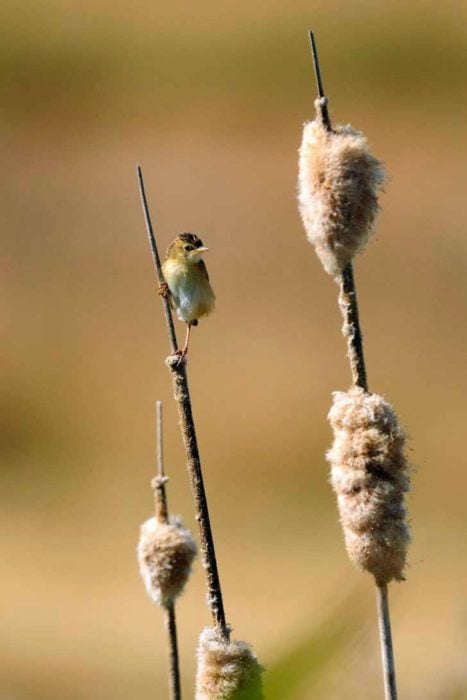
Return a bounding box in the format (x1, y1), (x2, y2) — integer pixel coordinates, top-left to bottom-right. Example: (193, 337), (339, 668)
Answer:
(190, 246), (209, 259)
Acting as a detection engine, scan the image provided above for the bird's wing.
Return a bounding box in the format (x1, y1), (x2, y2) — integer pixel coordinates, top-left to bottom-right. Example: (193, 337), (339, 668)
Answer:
(198, 259), (210, 281)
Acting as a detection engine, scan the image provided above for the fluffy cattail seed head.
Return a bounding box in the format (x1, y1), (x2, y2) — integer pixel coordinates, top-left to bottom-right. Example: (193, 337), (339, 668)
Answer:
(298, 107), (385, 277)
(195, 627), (263, 700)
(137, 515), (197, 607)
(327, 387), (410, 586)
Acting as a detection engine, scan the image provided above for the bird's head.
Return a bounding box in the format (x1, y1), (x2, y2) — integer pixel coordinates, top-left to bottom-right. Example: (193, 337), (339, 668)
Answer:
(166, 233), (209, 263)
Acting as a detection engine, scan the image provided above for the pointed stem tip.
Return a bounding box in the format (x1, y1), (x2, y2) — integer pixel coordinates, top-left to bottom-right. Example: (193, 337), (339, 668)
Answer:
(308, 30), (325, 99)
(307, 30), (332, 131)
(136, 166), (179, 355)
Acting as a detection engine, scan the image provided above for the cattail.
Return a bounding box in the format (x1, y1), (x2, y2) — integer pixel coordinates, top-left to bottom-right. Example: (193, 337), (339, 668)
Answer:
(138, 514), (197, 608)
(298, 104), (385, 278)
(137, 402), (196, 700)
(327, 387), (410, 586)
(195, 627), (263, 700)
(300, 34), (407, 700)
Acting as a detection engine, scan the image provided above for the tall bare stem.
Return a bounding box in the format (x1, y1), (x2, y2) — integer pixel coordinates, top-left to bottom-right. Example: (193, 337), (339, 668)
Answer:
(153, 401), (182, 700)
(137, 167), (229, 641)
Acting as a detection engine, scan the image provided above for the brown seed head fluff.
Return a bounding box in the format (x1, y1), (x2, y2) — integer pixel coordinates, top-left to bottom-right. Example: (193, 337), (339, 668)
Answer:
(298, 106), (385, 277)
(327, 387), (410, 585)
(195, 627), (263, 700)
(137, 515), (197, 607)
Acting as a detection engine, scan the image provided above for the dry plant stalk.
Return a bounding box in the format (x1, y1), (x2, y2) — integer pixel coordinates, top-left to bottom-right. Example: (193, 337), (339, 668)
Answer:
(298, 31), (411, 700)
(137, 401), (197, 700)
(137, 168), (263, 699)
(137, 166), (228, 638)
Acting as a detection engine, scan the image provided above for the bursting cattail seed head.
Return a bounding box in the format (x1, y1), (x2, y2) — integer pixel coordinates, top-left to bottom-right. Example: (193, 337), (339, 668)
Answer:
(298, 107), (385, 277)
(196, 627), (263, 700)
(137, 515), (197, 607)
(327, 387), (410, 585)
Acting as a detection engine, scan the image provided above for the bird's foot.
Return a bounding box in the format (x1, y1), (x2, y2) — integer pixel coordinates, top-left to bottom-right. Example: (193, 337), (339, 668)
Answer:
(165, 351), (187, 370)
(157, 282), (170, 298)
(167, 348), (188, 367)
(176, 347), (188, 366)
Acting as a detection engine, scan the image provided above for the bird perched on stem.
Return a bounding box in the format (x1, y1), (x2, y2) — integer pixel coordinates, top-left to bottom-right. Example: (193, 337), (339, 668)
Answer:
(159, 233), (215, 358)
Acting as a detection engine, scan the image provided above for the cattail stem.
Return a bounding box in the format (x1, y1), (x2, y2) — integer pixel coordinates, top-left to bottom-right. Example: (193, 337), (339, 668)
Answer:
(376, 584), (398, 700)
(164, 604), (182, 700)
(338, 263), (368, 391)
(168, 362), (229, 638)
(137, 166), (178, 355)
(308, 31), (332, 132)
(153, 401), (182, 700)
(154, 401), (169, 524)
(308, 32), (398, 698)
(137, 166), (229, 641)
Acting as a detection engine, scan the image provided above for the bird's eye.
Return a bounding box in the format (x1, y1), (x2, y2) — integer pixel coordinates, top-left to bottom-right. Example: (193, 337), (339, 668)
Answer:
(184, 245), (191, 251)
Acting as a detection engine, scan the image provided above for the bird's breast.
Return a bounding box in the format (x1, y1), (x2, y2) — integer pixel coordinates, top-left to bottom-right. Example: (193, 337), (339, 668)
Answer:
(162, 259), (215, 323)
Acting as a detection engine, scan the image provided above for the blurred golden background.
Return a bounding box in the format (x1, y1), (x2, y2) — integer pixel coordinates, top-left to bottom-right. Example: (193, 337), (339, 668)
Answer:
(2, 1), (467, 698)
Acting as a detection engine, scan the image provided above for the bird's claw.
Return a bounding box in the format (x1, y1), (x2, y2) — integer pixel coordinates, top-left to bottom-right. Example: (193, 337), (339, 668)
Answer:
(157, 282), (170, 298)
(175, 348), (188, 366)
(165, 352), (187, 370)
(167, 348), (188, 367)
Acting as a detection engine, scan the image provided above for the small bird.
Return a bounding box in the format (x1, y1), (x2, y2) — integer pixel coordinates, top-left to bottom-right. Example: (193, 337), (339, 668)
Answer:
(160, 233), (215, 358)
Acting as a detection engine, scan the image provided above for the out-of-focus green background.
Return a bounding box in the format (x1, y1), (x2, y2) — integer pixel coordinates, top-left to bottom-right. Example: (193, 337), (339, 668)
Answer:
(2, 1), (467, 698)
